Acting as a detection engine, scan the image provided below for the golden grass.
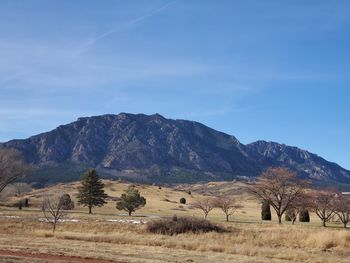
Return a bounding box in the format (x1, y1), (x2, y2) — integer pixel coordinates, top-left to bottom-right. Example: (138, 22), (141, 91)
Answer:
(4, 180), (260, 221)
(0, 216), (349, 263)
(1, 180), (349, 262)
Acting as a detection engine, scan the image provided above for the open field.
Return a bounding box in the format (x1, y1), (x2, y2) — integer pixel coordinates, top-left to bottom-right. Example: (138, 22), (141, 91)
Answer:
(0, 180), (349, 262)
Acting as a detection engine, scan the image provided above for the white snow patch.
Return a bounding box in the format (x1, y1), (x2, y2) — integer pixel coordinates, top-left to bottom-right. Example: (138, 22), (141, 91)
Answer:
(38, 218), (80, 223)
(106, 219), (146, 224)
(0, 215), (20, 219)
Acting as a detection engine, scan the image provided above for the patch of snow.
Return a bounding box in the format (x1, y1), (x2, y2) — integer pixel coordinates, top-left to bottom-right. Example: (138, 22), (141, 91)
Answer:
(38, 218), (80, 223)
(106, 219), (146, 224)
(0, 215), (20, 219)
(59, 219), (80, 222)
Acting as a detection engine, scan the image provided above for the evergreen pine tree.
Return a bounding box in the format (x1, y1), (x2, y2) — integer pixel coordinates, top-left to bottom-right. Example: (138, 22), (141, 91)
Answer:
(116, 185), (146, 216)
(77, 169), (107, 214)
(261, 200), (272, 220)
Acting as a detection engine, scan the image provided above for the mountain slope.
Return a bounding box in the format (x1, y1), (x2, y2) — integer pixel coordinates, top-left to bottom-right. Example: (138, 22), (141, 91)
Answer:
(246, 141), (350, 183)
(2, 113), (350, 185)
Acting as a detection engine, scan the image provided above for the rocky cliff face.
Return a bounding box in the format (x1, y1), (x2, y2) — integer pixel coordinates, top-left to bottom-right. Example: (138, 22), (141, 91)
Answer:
(2, 113), (350, 184)
(246, 141), (350, 183)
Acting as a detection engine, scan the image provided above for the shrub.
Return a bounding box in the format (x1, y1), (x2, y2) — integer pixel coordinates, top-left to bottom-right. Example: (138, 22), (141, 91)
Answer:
(299, 209), (310, 222)
(188, 191), (191, 195)
(180, 197), (186, 204)
(60, 194), (74, 210)
(146, 216), (226, 235)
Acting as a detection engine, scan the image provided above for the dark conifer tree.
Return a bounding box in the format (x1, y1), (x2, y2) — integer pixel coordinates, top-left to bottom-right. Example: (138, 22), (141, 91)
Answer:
(261, 200), (272, 221)
(299, 209), (310, 222)
(77, 169), (107, 214)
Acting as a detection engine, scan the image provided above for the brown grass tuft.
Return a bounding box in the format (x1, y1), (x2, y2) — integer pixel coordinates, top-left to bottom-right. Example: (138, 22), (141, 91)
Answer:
(146, 216), (226, 235)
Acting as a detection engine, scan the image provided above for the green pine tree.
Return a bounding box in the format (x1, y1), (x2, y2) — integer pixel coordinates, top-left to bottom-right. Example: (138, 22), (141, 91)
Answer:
(77, 169), (107, 214)
(116, 185), (146, 216)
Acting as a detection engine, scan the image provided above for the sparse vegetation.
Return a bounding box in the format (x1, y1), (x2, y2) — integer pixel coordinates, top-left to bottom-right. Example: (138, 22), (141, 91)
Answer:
(179, 197), (186, 204)
(0, 215), (349, 263)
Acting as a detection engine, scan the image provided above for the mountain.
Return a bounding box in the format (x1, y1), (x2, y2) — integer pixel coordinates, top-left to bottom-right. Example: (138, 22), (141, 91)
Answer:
(1, 113), (350, 186)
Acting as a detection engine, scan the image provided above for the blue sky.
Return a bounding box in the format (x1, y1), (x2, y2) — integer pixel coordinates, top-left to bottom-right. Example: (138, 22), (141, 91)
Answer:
(0, 0), (349, 169)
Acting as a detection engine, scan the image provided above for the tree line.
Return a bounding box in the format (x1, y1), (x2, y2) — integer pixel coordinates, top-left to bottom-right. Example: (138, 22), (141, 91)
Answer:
(248, 167), (350, 228)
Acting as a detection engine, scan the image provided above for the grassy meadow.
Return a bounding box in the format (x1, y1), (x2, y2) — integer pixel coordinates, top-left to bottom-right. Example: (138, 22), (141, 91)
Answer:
(0, 180), (349, 262)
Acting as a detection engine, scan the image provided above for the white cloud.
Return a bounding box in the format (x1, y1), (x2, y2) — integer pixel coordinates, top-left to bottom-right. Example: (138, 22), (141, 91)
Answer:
(79, 1), (176, 53)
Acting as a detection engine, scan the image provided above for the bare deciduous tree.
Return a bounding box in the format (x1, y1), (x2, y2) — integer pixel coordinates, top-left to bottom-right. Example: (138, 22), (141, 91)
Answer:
(214, 196), (243, 222)
(285, 193), (312, 225)
(42, 195), (66, 232)
(192, 198), (214, 219)
(334, 193), (350, 228)
(248, 167), (308, 224)
(311, 190), (336, 227)
(0, 148), (28, 193)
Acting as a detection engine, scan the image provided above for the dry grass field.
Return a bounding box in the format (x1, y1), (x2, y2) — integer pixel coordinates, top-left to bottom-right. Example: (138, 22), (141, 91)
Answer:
(0, 180), (349, 262)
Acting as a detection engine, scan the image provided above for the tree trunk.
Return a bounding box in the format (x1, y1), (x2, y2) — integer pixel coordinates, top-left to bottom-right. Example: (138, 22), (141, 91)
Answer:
(277, 214), (282, 224)
(322, 219), (326, 227)
(89, 206), (92, 214)
(344, 223), (347, 228)
(226, 215), (229, 222)
(128, 210), (132, 216)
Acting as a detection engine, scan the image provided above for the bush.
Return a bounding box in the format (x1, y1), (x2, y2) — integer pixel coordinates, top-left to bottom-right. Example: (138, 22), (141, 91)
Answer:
(180, 197), (186, 204)
(299, 209), (310, 222)
(146, 216), (226, 235)
(60, 194), (74, 210)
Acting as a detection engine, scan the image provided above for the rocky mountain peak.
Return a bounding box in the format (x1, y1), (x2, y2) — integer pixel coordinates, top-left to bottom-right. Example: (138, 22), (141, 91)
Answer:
(2, 113), (349, 185)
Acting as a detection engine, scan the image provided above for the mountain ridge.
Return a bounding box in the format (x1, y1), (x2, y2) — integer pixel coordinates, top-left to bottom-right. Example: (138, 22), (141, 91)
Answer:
(2, 113), (350, 185)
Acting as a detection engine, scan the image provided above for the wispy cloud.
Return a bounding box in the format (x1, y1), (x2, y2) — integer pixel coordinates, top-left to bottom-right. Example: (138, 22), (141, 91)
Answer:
(79, 1), (176, 53)
(0, 39), (211, 93)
